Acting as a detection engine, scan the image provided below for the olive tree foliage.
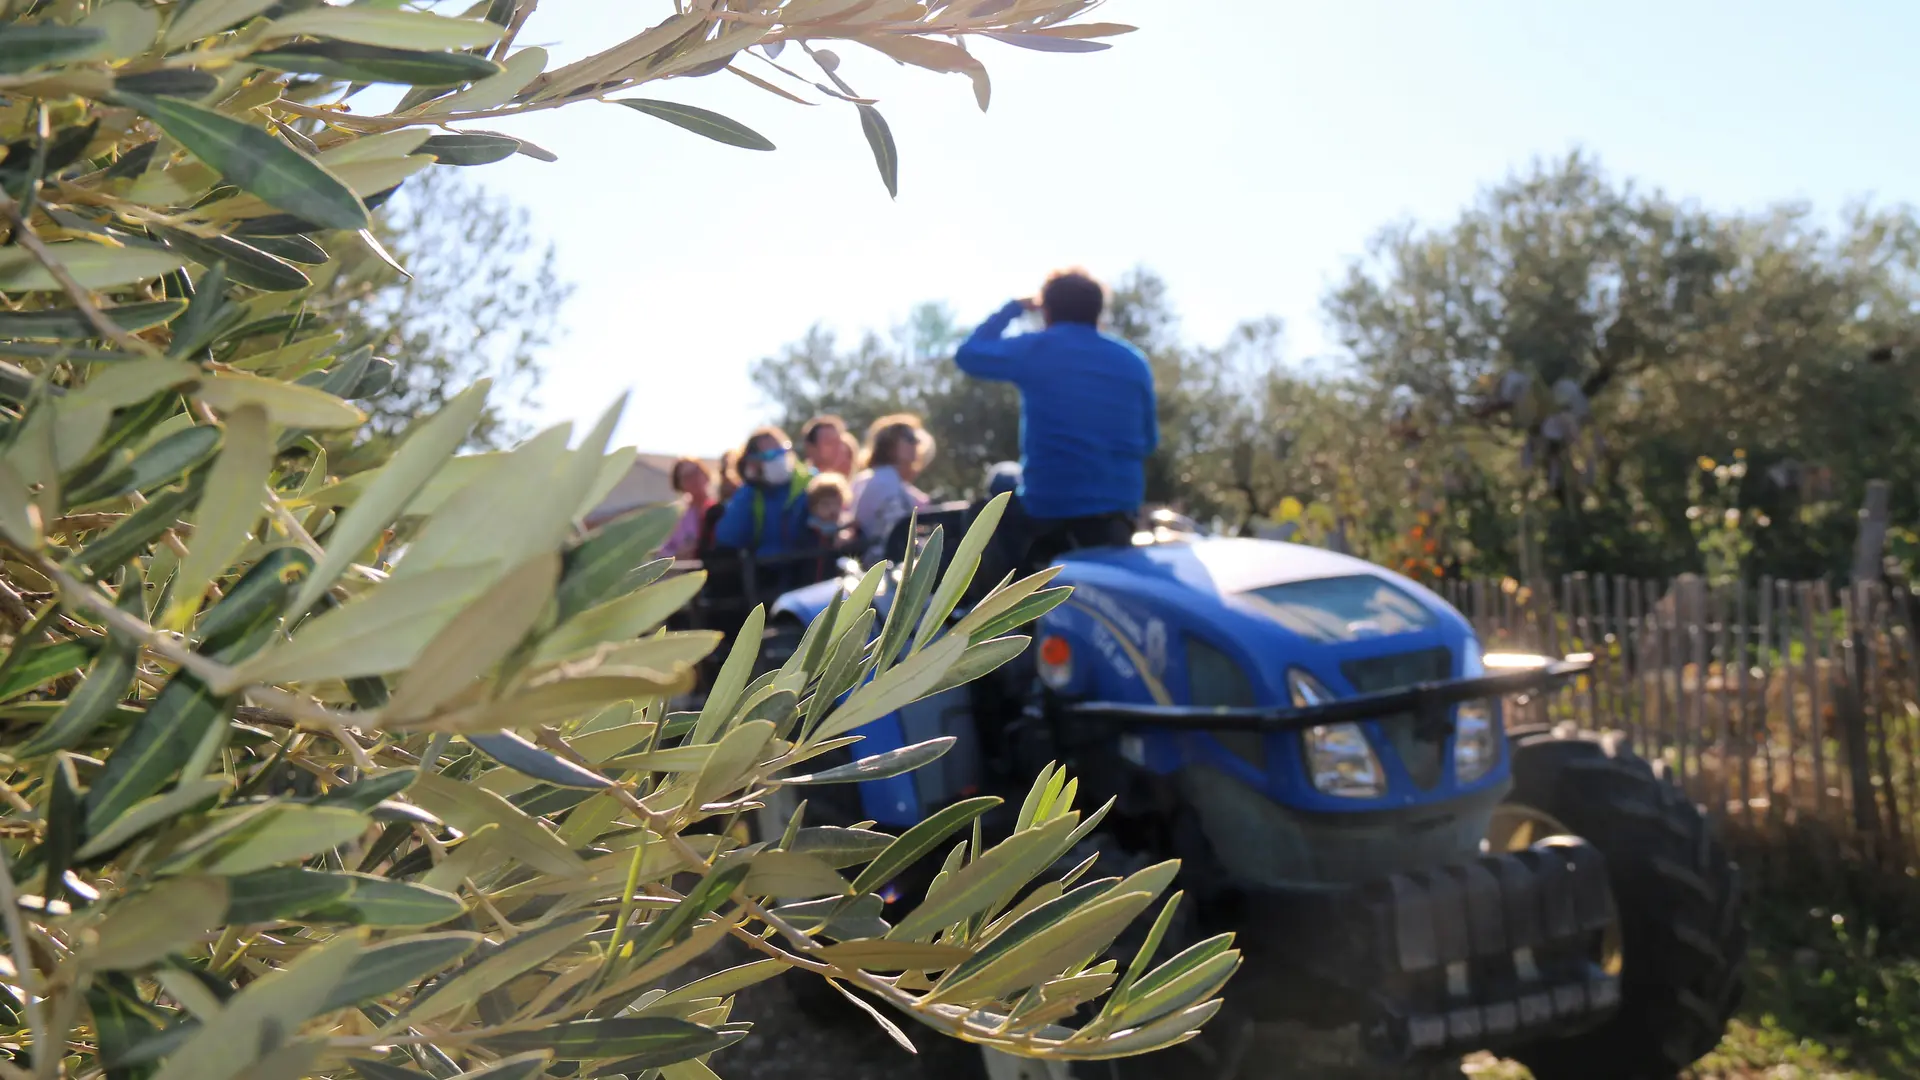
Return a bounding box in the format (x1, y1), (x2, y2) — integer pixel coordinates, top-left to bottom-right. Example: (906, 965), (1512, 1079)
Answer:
(0, 3), (1232, 1080)
(319, 168), (569, 465)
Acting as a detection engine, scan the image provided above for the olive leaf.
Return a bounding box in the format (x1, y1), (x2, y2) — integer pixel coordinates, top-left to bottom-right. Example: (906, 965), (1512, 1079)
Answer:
(252, 42), (504, 86)
(116, 93), (368, 232)
(262, 6), (506, 50)
(613, 99), (776, 151)
(857, 104), (898, 197)
(0, 244), (186, 291)
(162, 404), (269, 629)
(89, 876), (229, 970)
(0, 24), (105, 72)
(0, 300), (184, 340)
(161, 0), (278, 49)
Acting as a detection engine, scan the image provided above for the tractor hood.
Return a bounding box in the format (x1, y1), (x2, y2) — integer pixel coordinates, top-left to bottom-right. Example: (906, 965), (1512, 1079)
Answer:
(771, 535), (1468, 655)
(1034, 536), (1502, 816)
(1064, 535), (1401, 597)
(1052, 536), (1470, 656)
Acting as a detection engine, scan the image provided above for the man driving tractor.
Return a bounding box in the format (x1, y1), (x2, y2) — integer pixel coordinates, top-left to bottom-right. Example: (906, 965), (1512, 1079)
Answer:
(955, 268), (1160, 570)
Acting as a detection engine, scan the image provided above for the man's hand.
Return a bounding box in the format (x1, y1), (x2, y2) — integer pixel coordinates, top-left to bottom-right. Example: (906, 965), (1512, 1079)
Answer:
(1017, 296), (1040, 312)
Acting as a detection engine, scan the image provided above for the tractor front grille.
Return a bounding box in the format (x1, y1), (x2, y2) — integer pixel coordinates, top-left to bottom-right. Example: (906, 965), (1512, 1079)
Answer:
(1176, 761), (1499, 887)
(1343, 647), (1453, 790)
(1340, 647), (1453, 693)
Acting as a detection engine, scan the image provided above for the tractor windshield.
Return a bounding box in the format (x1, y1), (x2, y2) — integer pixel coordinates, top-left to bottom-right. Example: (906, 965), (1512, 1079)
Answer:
(1236, 574), (1436, 643)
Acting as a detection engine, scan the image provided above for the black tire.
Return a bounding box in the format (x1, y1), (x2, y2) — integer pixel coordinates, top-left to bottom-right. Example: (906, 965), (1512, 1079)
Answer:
(1504, 728), (1746, 1080)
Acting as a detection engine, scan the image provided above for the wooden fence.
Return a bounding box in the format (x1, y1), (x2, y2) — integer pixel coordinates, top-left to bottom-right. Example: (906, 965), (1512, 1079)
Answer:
(1438, 573), (1920, 872)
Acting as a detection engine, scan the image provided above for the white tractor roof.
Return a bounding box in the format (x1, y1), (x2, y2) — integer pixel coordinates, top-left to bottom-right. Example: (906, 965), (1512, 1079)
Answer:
(1125, 536), (1397, 597)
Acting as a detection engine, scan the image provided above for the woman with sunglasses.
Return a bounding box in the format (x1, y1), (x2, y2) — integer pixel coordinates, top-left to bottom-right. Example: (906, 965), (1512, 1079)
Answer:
(852, 413), (934, 562)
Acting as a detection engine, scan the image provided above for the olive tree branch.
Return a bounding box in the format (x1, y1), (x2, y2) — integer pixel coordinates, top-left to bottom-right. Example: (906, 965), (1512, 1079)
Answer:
(0, 575), (37, 629)
(0, 847), (46, 1078)
(33, 557), (375, 754)
(526, 728), (964, 1028)
(0, 191), (162, 358)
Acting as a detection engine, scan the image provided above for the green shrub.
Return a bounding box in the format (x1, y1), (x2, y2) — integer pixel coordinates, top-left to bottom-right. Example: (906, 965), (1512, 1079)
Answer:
(0, 3), (1230, 1078)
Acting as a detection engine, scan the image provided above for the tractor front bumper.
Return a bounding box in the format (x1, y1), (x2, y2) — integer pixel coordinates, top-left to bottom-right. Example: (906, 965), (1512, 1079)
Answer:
(1235, 835), (1621, 1063)
(1058, 654), (1593, 736)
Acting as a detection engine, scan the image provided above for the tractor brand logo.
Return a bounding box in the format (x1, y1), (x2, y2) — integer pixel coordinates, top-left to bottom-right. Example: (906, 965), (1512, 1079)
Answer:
(1144, 618), (1168, 679)
(1087, 622), (1138, 682)
(1074, 586), (1145, 646)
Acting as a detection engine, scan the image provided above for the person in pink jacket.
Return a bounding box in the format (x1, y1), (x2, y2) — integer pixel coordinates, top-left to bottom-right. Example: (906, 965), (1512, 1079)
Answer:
(659, 457), (715, 559)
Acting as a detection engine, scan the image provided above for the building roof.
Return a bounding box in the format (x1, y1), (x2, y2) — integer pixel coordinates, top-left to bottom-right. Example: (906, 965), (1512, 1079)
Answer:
(584, 452), (716, 529)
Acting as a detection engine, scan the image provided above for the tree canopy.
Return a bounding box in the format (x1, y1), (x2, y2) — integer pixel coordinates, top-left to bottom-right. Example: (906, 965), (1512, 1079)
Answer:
(325, 169), (571, 467)
(756, 153), (1920, 584)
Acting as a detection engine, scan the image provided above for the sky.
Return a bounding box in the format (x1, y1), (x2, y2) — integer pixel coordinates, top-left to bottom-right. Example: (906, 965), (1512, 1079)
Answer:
(437, 0), (1920, 457)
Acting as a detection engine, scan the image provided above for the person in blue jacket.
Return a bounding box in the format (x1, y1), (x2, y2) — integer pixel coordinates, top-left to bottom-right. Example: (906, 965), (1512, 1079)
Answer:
(955, 269), (1159, 568)
(711, 427), (815, 571)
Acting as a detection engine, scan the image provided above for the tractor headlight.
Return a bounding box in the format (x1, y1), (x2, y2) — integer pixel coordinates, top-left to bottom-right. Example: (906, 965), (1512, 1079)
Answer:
(1291, 668), (1384, 798)
(1454, 700), (1498, 783)
(1454, 644), (1501, 782)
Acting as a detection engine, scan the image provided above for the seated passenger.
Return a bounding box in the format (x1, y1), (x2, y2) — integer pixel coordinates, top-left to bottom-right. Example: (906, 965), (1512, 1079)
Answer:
(852, 414), (933, 563)
(985, 460), (1023, 499)
(712, 428), (814, 563)
(659, 457), (714, 560)
(840, 429), (861, 477)
(800, 414), (856, 476)
(798, 472), (856, 583)
(696, 450), (739, 559)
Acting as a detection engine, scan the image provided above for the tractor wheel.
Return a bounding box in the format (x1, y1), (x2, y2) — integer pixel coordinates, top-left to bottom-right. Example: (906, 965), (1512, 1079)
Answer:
(1500, 727), (1746, 1080)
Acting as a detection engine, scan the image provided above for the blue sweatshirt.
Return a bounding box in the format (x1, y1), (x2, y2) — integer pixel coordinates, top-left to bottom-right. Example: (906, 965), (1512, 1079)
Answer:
(712, 471), (813, 558)
(955, 301), (1159, 520)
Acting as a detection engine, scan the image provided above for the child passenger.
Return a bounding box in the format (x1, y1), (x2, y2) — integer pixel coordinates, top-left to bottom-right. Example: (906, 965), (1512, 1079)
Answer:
(801, 473), (854, 582)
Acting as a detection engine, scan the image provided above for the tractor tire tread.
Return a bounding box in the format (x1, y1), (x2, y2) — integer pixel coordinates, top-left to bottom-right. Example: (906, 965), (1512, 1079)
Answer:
(1504, 728), (1746, 1080)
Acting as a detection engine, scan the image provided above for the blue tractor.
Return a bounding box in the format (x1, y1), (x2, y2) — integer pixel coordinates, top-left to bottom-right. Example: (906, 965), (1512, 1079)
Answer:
(752, 505), (1745, 1079)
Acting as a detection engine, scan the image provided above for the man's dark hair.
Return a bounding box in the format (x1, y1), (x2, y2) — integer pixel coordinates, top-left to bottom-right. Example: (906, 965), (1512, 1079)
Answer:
(1040, 269), (1104, 325)
(743, 425), (790, 457)
(800, 414), (845, 448)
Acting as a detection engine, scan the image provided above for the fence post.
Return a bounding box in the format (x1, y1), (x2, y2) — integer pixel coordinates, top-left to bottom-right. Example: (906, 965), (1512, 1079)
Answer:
(1838, 584), (1881, 844)
(1836, 483), (1892, 845)
(1852, 479), (1892, 582)
(1674, 574), (1706, 789)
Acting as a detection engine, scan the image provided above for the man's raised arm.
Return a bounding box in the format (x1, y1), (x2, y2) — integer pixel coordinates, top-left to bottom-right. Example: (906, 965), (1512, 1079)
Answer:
(954, 299), (1033, 379)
